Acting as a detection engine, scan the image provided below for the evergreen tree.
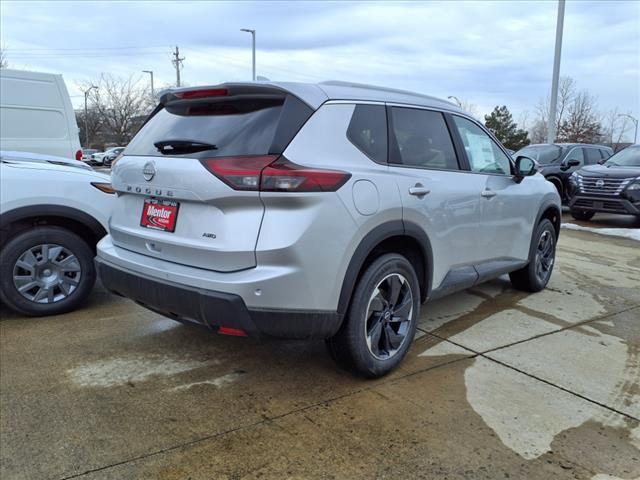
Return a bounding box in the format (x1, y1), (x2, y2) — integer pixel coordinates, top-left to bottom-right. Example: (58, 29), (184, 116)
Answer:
(484, 105), (530, 150)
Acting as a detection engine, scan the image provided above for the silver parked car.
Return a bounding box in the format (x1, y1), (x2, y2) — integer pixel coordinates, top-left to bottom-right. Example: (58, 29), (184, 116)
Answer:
(96, 81), (561, 377)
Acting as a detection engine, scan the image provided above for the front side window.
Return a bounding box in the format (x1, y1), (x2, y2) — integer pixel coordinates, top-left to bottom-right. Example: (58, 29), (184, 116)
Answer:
(347, 104), (387, 163)
(565, 147), (585, 165)
(453, 116), (512, 175)
(389, 107), (459, 170)
(584, 148), (601, 165)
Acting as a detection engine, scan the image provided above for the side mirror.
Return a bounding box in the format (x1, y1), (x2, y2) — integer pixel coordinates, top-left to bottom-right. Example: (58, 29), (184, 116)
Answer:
(561, 158), (580, 171)
(514, 155), (538, 183)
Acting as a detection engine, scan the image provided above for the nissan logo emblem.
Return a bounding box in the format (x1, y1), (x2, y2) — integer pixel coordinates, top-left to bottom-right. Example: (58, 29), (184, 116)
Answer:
(595, 179), (605, 188)
(142, 161), (156, 181)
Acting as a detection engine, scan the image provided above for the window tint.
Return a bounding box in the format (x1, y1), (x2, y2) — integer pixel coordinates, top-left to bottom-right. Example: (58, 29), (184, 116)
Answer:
(389, 107), (458, 170)
(599, 149), (611, 159)
(347, 104), (387, 163)
(126, 97), (285, 158)
(452, 116), (512, 174)
(584, 148), (601, 165)
(564, 147), (584, 165)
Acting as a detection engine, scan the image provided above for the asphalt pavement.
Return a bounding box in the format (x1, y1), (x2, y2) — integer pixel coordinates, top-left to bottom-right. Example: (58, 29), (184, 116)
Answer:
(1, 213), (638, 480)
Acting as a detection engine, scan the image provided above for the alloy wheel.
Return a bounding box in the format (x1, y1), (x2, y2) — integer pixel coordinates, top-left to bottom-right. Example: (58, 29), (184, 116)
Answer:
(535, 230), (555, 284)
(364, 273), (414, 360)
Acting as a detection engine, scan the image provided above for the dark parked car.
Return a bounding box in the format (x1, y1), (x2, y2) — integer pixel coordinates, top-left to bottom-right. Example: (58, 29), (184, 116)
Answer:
(568, 144), (640, 220)
(514, 143), (613, 202)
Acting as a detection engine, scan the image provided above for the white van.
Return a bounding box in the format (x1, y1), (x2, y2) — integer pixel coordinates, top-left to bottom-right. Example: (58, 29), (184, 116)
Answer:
(0, 69), (82, 160)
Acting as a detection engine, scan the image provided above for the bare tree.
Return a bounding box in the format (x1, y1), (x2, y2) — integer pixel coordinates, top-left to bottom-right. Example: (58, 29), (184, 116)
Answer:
(556, 90), (603, 143)
(75, 107), (104, 149)
(602, 108), (631, 150)
(532, 77), (576, 142)
(81, 74), (153, 146)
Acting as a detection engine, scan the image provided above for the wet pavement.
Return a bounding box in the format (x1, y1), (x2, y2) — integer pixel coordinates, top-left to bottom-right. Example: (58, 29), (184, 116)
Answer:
(1, 214), (639, 480)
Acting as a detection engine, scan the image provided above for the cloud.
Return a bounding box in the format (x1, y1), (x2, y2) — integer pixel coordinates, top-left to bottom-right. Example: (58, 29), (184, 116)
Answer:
(1, 0), (638, 140)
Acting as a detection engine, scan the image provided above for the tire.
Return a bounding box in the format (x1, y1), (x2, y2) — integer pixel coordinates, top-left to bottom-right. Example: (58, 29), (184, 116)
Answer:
(509, 219), (556, 293)
(570, 209), (595, 221)
(0, 226), (96, 316)
(326, 253), (420, 378)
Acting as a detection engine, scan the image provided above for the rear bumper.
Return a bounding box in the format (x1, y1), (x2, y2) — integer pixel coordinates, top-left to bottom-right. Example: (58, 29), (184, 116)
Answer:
(569, 195), (640, 215)
(96, 257), (342, 339)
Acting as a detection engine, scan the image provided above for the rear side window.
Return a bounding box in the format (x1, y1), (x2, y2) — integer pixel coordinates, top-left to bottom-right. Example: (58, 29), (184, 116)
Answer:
(584, 148), (601, 165)
(347, 104), (387, 163)
(126, 95), (312, 158)
(389, 107), (459, 170)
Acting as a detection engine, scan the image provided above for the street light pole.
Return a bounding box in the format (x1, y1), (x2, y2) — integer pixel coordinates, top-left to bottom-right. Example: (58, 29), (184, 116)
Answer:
(83, 85), (97, 148)
(618, 114), (639, 144)
(547, 0), (566, 143)
(142, 70), (154, 99)
(240, 28), (256, 81)
(447, 96), (462, 107)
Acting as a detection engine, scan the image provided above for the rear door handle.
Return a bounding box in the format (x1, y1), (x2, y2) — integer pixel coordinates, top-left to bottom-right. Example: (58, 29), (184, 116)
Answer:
(481, 189), (497, 198)
(409, 185), (430, 197)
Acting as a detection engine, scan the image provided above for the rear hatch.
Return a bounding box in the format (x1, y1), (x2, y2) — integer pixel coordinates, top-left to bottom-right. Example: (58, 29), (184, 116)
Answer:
(109, 85), (314, 272)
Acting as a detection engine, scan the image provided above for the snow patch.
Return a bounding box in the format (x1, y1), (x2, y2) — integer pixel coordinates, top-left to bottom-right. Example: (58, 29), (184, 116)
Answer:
(67, 354), (215, 388)
(171, 371), (246, 391)
(562, 223), (640, 241)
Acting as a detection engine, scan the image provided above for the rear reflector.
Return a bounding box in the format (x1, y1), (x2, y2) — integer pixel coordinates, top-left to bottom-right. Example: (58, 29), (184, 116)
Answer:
(173, 88), (228, 100)
(218, 326), (248, 337)
(200, 156), (351, 193)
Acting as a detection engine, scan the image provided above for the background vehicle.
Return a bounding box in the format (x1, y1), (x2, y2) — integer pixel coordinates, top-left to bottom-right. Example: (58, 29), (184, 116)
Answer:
(103, 147), (125, 167)
(0, 69), (83, 161)
(0, 154), (114, 316)
(81, 148), (99, 161)
(1, 150), (93, 171)
(568, 144), (640, 220)
(96, 81), (560, 377)
(90, 147), (125, 166)
(514, 143), (613, 202)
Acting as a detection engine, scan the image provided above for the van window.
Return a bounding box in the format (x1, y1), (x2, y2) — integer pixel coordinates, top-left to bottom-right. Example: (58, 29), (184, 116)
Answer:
(347, 104), (387, 163)
(389, 107), (459, 170)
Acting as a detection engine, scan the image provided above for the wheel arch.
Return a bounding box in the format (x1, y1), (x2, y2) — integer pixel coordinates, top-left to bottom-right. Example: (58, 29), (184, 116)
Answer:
(536, 200), (561, 239)
(337, 220), (433, 316)
(0, 205), (107, 252)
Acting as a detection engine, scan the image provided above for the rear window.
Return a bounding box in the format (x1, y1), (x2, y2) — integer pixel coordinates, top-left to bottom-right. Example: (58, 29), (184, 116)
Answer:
(126, 95), (310, 158)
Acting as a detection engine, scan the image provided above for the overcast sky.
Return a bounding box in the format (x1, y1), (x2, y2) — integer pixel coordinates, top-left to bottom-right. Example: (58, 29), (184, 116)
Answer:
(2, 1), (639, 140)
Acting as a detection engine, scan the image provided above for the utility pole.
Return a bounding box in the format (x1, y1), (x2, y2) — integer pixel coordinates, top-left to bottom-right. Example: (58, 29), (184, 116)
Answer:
(171, 46), (184, 87)
(142, 70), (154, 99)
(82, 85), (97, 147)
(240, 29), (256, 81)
(547, 0), (565, 144)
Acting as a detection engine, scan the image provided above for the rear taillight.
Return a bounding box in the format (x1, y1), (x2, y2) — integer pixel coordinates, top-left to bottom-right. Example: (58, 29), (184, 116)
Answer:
(173, 88), (228, 100)
(75, 150), (83, 161)
(200, 156), (351, 193)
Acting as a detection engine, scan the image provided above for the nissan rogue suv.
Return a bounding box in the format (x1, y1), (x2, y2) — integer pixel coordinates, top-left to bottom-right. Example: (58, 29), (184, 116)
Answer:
(96, 81), (561, 377)
(568, 144), (640, 220)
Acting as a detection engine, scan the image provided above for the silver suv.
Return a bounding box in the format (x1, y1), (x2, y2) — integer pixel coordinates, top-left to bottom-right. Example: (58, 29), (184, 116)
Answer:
(96, 81), (561, 377)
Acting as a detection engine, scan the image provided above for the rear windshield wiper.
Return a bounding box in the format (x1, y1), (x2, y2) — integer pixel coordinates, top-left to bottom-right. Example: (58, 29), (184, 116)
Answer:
(154, 139), (218, 154)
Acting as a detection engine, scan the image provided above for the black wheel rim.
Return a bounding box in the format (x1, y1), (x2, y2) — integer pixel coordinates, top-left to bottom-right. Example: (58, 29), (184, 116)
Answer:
(535, 230), (555, 284)
(12, 243), (82, 304)
(364, 273), (413, 360)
